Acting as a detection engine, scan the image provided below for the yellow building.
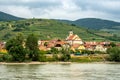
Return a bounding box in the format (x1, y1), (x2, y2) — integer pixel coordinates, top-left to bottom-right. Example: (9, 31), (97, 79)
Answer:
(0, 49), (7, 53)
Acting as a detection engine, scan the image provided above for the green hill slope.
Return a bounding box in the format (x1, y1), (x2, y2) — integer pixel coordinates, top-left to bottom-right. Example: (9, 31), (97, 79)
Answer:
(0, 19), (109, 41)
(58, 18), (120, 41)
(73, 18), (120, 38)
(59, 18), (120, 30)
(0, 11), (119, 42)
(73, 18), (120, 30)
(0, 11), (24, 21)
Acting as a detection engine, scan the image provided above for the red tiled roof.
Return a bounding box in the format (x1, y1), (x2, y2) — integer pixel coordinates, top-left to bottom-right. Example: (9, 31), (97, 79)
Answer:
(66, 35), (76, 40)
(47, 43), (54, 48)
(85, 42), (97, 45)
(56, 41), (65, 45)
(99, 42), (110, 45)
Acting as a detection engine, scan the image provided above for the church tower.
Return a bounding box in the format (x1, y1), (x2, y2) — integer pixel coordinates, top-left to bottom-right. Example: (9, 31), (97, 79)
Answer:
(69, 31), (73, 36)
(66, 31), (83, 45)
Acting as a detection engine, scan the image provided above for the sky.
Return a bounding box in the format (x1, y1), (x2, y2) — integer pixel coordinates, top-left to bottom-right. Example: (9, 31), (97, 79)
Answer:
(0, 0), (120, 22)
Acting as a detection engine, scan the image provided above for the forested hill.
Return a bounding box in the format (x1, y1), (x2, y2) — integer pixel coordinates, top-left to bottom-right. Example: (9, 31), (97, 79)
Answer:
(0, 11), (24, 21)
(59, 18), (120, 30)
(74, 18), (120, 30)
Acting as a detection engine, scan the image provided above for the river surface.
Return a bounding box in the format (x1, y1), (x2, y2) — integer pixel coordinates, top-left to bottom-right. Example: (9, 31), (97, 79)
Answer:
(0, 63), (120, 80)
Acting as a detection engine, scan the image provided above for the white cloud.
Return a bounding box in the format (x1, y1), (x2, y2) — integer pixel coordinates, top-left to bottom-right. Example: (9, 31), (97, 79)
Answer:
(0, 6), (33, 18)
(0, 0), (120, 22)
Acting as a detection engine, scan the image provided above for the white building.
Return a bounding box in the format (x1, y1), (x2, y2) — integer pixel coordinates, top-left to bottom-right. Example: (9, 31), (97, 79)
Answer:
(66, 31), (83, 45)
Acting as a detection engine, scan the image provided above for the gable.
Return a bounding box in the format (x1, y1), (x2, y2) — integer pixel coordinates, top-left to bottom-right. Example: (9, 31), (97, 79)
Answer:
(66, 35), (82, 41)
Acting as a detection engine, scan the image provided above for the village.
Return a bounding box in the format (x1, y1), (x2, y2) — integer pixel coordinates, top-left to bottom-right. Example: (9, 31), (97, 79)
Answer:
(0, 31), (120, 55)
(37, 31), (120, 54)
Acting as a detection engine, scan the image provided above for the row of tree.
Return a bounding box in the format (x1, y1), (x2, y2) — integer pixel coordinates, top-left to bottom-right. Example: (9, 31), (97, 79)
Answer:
(0, 33), (119, 62)
(2, 33), (71, 62)
(5, 33), (39, 62)
(107, 47), (120, 62)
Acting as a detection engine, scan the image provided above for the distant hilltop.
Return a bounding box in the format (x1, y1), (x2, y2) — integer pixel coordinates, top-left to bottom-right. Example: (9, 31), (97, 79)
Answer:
(1, 11), (120, 30)
(0, 11), (24, 21)
(58, 18), (120, 30)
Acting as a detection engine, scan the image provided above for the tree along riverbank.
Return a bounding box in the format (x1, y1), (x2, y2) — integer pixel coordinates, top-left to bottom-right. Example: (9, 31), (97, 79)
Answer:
(0, 54), (110, 63)
(1, 33), (120, 63)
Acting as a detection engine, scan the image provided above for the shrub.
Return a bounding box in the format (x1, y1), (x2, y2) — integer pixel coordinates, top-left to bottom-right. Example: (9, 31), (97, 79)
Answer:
(38, 50), (47, 62)
(59, 48), (71, 61)
(107, 47), (120, 62)
(0, 55), (4, 62)
(50, 47), (59, 61)
(9, 45), (27, 62)
(82, 50), (95, 55)
(2, 54), (13, 62)
(52, 54), (59, 61)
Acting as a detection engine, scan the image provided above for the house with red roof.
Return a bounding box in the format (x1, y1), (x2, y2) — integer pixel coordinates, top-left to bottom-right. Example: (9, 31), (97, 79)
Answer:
(38, 39), (68, 51)
(84, 41), (97, 51)
(84, 41), (110, 52)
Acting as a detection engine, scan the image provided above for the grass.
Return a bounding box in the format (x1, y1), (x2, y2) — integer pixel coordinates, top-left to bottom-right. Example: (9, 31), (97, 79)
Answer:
(44, 54), (108, 62)
(0, 52), (109, 63)
(70, 54), (107, 63)
(70, 57), (104, 63)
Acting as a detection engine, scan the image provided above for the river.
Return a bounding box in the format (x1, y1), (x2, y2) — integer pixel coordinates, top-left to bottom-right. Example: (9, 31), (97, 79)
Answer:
(0, 63), (120, 80)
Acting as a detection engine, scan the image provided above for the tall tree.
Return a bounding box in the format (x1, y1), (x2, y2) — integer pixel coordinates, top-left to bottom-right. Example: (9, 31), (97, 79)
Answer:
(6, 33), (26, 62)
(107, 47), (120, 62)
(26, 33), (39, 61)
(60, 48), (71, 61)
(50, 47), (59, 61)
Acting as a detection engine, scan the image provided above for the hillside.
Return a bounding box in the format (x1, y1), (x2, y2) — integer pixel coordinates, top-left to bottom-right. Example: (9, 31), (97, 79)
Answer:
(74, 18), (120, 30)
(0, 19), (114, 41)
(0, 11), (24, 21)
(58, 18), (120, 39)
(59, 18), (120, 30)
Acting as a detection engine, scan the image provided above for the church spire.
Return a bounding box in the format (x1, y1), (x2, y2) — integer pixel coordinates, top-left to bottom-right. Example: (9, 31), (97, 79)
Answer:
(69, 31), (73, 36)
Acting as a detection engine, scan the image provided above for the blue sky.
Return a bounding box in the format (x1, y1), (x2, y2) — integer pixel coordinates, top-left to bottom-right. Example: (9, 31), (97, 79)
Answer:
(0, 0), (120, 21)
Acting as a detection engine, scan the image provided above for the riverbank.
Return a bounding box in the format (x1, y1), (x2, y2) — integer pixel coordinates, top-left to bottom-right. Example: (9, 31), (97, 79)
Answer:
(0, 61), (119, 65)
(0, 54), (119, 64)
(0, 62), (71, 65)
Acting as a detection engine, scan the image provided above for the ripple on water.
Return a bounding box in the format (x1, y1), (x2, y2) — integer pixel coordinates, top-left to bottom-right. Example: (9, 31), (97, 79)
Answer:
(0, 63), (120, 80)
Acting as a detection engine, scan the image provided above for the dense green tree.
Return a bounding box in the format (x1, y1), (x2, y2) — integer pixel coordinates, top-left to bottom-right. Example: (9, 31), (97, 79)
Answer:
(107, 47), (120, 62)
(6, 33), (26, 62)
(2, 54), (13, 62)
(60, 48), (71, 61)
(38, 50), (47, 62)
(50, 47), (59, 61)
(109, 42), (116, 47)
(26, 33), (39, 61)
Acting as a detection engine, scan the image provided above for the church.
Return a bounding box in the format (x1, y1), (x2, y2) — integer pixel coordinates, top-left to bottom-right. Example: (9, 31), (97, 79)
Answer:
(66, 31), (83, 45)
